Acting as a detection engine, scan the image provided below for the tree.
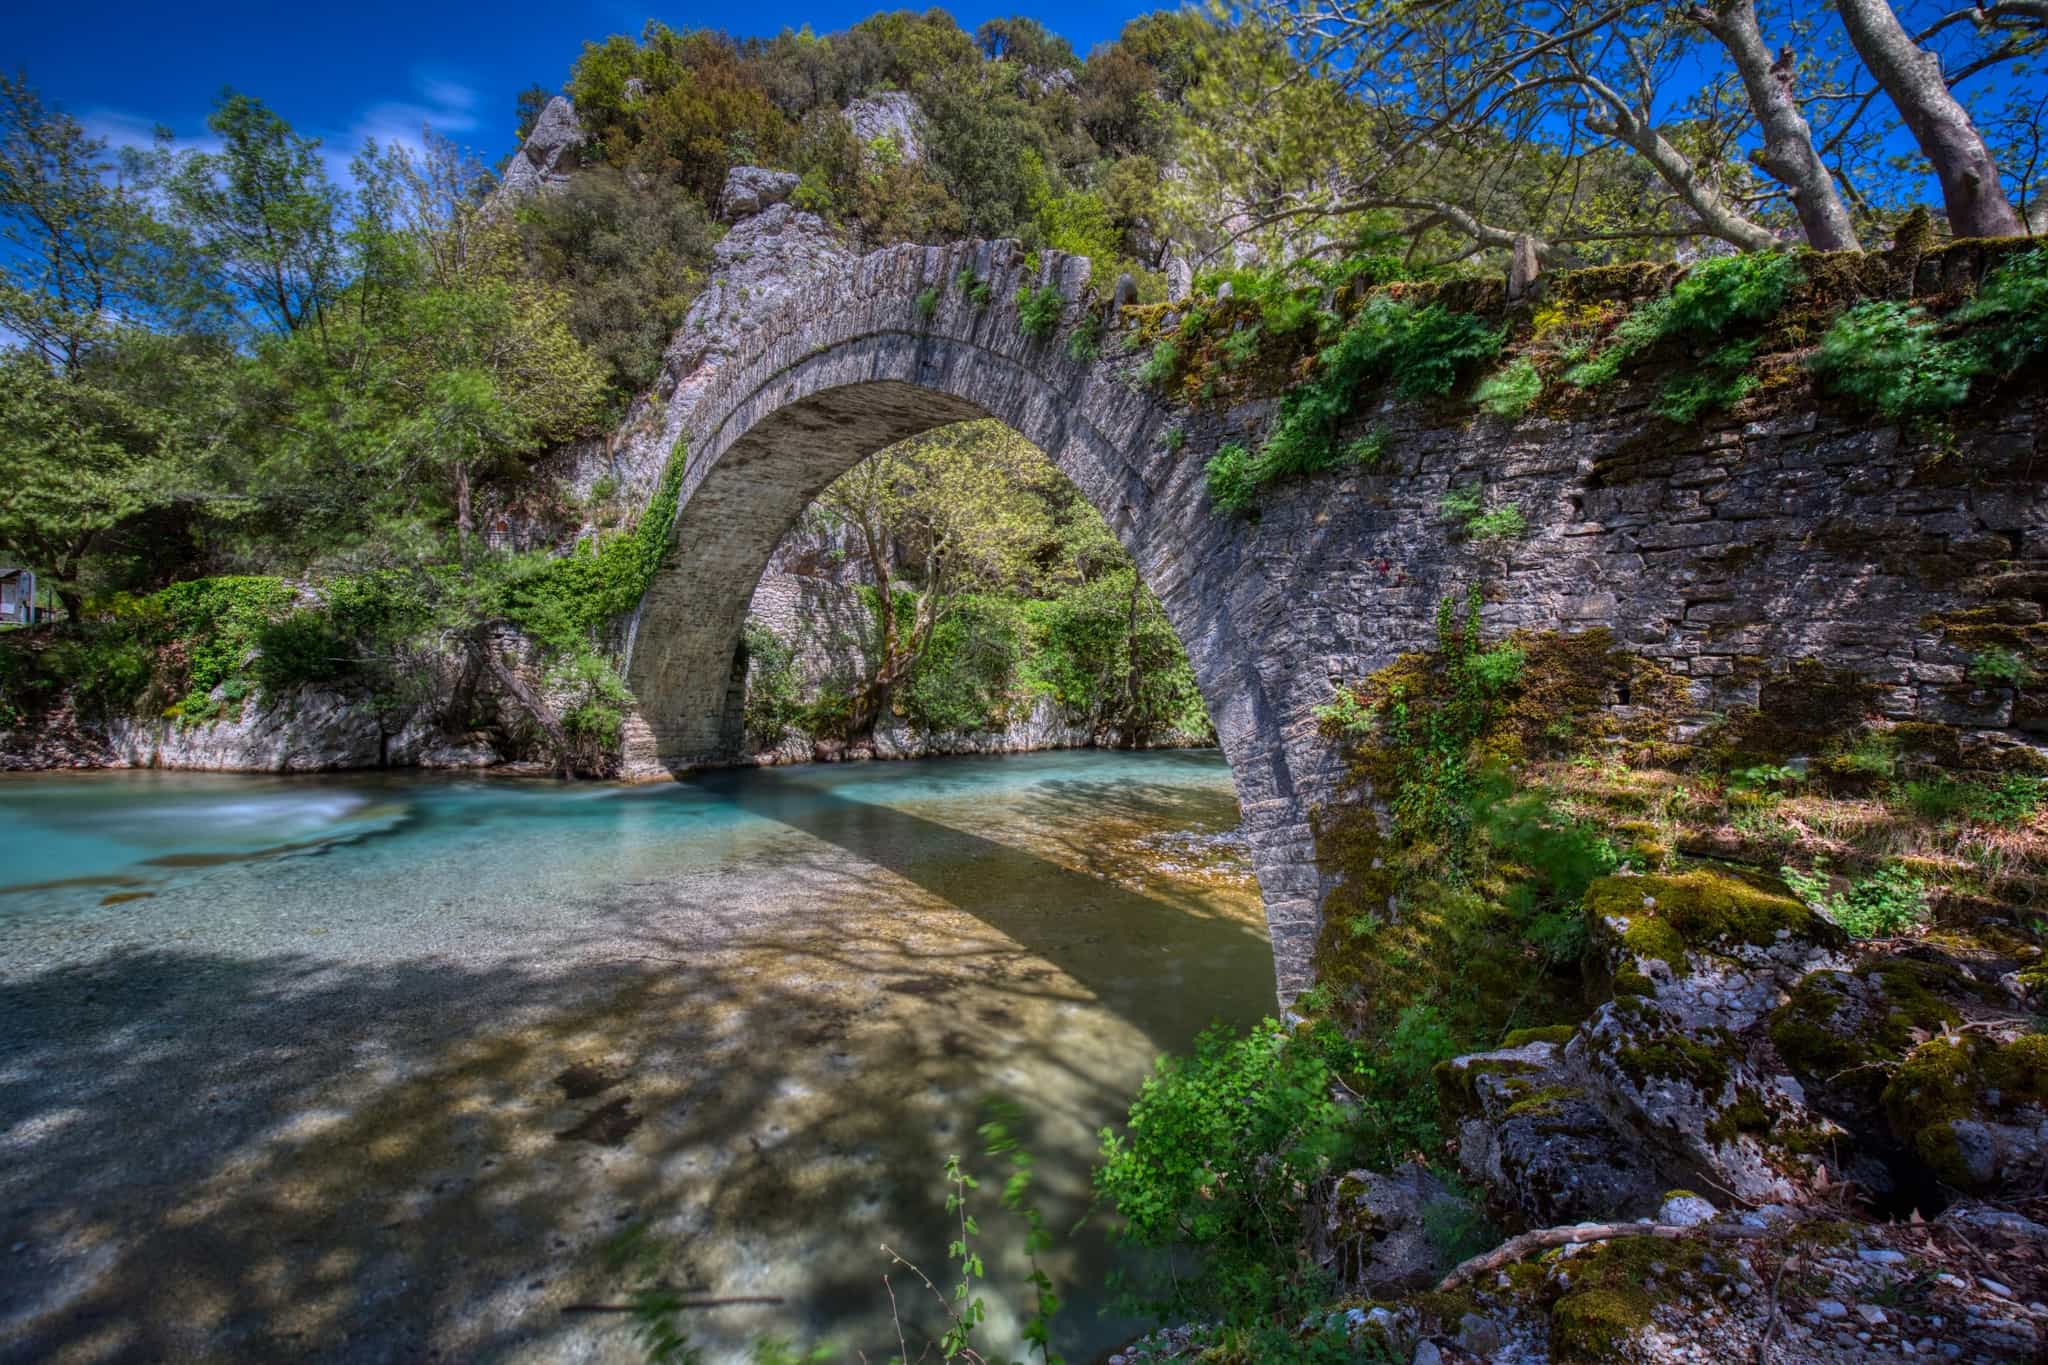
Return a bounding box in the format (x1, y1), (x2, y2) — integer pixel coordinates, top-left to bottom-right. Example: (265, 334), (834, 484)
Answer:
(817, 421), (1051, 737)
(1831, 0), (2028, 235)
(0, 74), (170, 373)
(149, 91), (344, 338)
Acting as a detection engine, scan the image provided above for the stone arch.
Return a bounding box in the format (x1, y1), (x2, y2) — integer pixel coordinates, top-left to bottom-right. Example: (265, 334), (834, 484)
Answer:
(622, 239), (1327, 999)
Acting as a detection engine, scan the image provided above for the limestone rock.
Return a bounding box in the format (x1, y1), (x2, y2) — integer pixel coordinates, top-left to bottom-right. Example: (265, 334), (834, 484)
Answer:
(1441, 1040), (1663, 1224)
(843, 91), (923, 163)
(103, 685), (388, 773)
(497, 96), (583, 201)
(1307, 1164), (1477, 1294)
(719, 166), (801, 223)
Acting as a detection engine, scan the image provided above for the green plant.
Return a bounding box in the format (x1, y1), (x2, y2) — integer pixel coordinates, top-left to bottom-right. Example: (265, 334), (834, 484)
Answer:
(743, 619), (805, 750)
(1220, 323), (1262, 369)
(1954, 246), (2048, 379)
(1205, 442), (1259, 513)
(915, 285), (940, 320)
(1783, 859), (1929, 938)
(1652, 339), (1758, 423)
(1474, 356), (1541, 419)
(1136, 338), (1179, 388)
(1563, 297), (1673, 386)
(1904, 773), (2047, 826)
(1015, 284), (1064, 339)
(1094, 1017), (1355, 1322)
(1439, 484), (1526, 543)
(1971, 647), (2035, 686)
(1662, 251), (1802, 338)
(1162, 424), (1186, 454)
(1065, 312), (1101, 361)
(1811, 301), (1972, 420)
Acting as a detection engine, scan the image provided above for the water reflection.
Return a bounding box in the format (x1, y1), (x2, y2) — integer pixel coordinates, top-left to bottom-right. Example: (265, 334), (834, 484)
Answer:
(0, 752), (1272, 1363)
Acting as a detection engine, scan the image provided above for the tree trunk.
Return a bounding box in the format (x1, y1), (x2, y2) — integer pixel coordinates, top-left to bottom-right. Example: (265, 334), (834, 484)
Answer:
(1833, 0), (2025, 237)
(1696, 1), (1861, 250)
(454, 463), (475, 561)
(55, 587), (85, 625)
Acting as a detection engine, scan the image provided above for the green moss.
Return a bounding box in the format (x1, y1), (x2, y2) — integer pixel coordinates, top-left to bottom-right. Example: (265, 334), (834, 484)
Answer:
(1588, 869), (1836, 966)
(1434, 1055), (1544, 1117)
(1503, 1025), (1578, 1047)
(1705, 660), (1878, 765)
(1704, 1089), (1773, 1144)
(1505, 1085), (1584, 1119)
(1770, 959), (1967, 1087)
(1616, 1030), (1735, 1094)
(1551, 1286), (1653, 1362)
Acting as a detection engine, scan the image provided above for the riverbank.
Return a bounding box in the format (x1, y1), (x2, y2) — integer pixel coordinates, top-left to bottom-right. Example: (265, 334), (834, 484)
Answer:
(0, 753), (1269, 1364)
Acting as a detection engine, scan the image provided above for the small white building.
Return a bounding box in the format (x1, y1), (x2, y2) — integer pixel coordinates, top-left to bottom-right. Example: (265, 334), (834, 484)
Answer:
(0, 567), (39, 627)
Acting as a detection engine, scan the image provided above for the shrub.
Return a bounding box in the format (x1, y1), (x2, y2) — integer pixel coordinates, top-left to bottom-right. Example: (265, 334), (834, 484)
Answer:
(1135, 338), (1179, 388)
(1811, 301), (1972, 420)
(1955, 246), (2048, 379)
(1475, 357), (1541, 419)
(1094, 1018), (1356, 1320)
(914, 285), (940, 320)
(1014, 284), (1064, 339)
(742, 619), (805, 750)
(1971, 646), (2035, 686)
(1661, 251), (1802, 338)
(1205, 442), (1260, 513)
(1652, 340), (1758, 423)
(1782, 859), (1928, 939)
(1563, 297), (1673, 387)
(1440, 484), (1526, 542)
(1903, 773), (2047, 826)
(1065, 312), (1101, 361)
(898, 595), (1026, 733)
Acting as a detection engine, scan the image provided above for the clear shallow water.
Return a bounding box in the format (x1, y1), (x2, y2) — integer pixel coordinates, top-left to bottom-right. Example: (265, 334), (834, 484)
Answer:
(0, 752), (1273, 1364)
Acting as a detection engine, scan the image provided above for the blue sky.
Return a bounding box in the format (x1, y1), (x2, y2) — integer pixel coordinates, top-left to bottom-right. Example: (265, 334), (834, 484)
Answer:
(14, 2), (1158, 176)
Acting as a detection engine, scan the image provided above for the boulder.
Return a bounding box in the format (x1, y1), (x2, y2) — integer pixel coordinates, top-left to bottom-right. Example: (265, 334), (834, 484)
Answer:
(719, 166), (801, 223)
(843, 91), (923, 163)
(497, 96), (584, 201)
(1307, 1163), (1479, 1294)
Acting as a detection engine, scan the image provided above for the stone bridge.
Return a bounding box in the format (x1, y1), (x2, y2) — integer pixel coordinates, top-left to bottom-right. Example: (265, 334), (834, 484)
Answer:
(618, 239), (1340, 997)
(617, 234), (2048, 1002)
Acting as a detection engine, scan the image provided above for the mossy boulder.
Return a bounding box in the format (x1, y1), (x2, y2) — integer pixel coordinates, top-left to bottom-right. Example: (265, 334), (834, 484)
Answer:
(1544, 1233), (1723, 1364)
(1881, 1031), (2048, 1192)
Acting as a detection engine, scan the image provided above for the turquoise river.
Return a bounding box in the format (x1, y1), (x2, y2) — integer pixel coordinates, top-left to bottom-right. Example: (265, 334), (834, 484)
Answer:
(0, 750), (1272, 1364)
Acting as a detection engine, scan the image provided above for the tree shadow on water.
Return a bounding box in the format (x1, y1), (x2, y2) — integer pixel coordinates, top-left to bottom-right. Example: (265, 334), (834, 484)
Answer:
(0, 765), (1274, 1364)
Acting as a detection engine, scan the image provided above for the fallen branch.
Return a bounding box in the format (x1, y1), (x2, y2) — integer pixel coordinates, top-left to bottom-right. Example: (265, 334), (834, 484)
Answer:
(1437, 1220), (1772, 1291)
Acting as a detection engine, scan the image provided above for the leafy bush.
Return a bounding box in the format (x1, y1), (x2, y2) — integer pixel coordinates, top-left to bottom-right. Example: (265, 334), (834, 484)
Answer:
(1810, 301), (1971, 420)
(1440, 484), (1526, 543)
(1652, 339), (1758, 423)
(1903, 773), (2047, 826)
(914, 285), (940, 320)
(1065, 312), (1101, 361)
(1023, 569), (1210, 741)
(1954, 246), (2048, 378)
(1135, 338), (1179, 387)
(1205, 442), (1259, 513)
(1475, 357), (1541, 419)
(1562, 297), (1672, 387)
(1782, 859), (1928, 939)
(742, 619), (805, 750)
(897, 594), (1026, 732)
(1660, 251), (1802, 339)
(1971, 646), (2035, 686)
(1014, 284), (1064, 339)
(1094, 1018), (1355, 1320)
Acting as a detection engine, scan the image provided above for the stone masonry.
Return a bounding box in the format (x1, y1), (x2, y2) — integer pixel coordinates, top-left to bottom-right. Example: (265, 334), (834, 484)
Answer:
(614, 219), (2047, 1002)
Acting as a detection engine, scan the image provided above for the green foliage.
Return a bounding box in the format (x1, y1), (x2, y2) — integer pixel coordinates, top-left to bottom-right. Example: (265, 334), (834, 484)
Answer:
(1095, 1018), (1354, 1321)
(898, 595), (1026, 733)
(1782, 859), (1929, 939)
(1562, 298), (1671, 387)
(1439, 485), (1526, 544)
(1651, 339), (1758, 423)
(1205, 442), (1259, 513)
(1065, 313), (1101, 361)
(1135, 337), (1179, 387)
(1014, 284), (1065, 340)
(1660, 252), (1802, 339)
(1810, 301), (1971, 420)
(1902, 773), (2047, 827)
(1954, 247), (2048, 379)
(1024, 569), (1210, 741)
(1971, 647), (2035, 686)
(500, 445), (685, 651)
(915, 285), (940, 320)
(1475, 357), (1541, 420)
(742, 619), (805, 751)
(1209, 295), (1497, 514)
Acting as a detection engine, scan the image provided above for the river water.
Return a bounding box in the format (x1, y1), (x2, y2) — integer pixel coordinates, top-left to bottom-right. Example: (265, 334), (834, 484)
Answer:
(0, 751), (1272, 1364)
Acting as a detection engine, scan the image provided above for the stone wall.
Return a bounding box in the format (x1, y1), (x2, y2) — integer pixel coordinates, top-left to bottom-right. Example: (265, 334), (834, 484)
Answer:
(620, 220), (2047, 1000)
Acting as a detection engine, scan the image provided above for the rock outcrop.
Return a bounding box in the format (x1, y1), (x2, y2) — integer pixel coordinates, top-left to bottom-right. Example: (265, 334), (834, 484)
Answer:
(496, 96), (584, 200)
(843, 91), (923, 162)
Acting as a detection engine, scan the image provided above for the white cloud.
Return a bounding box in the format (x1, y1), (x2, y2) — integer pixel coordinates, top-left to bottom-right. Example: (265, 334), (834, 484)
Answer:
(76, 71), (488, 187)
